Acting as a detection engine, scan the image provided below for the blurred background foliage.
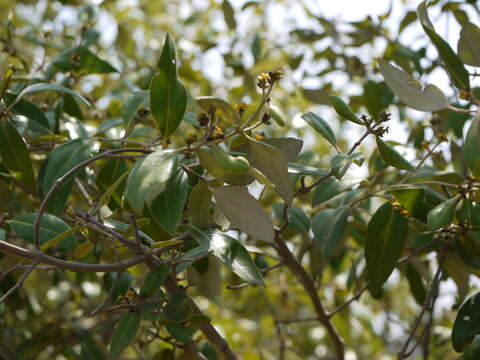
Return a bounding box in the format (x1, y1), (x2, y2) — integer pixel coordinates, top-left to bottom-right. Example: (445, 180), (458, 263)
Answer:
(1, 0), (480, 359)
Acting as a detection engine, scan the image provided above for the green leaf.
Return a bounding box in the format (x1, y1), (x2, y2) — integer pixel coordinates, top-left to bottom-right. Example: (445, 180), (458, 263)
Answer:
(427, 194), (461, 229)
(7, 213), (75, 249)
(197, 148), (254, 186)
(273, 204), (310, 234)
(452, 292), (480, 352)
(40, 225), (83, 252)
(140, 264), (170, 297)
(222, 0), (237, 31)
(378, 60), (449, 111)
(312, 206), (349, 259)
(189, 181), (212, 227)
(122, 91), (149, 125)
(149, 170), (189, 233)
(330, 95), (363, 125)
(417, 1), (470, 90)
(376, 137), (415, 171)
(42, 139), (94, 214)
(109, 311), (141, 358)
(312, 177), (347, 206)
(251, 33), (262, 63)
(52, 46), (117, 74)
(96, 158), (128, 208)
(458, 23), (480, 67)
(247, 137), (294, 203)
(189, 227), (264, 286)
(405, 263), (427, 306)
(12, 82), (91, 108)
(150, 34), (187, 142)
(104, 272), (133, 301)
(0, 120), (36, 191)
(166, 324), (196, 343)
(196, 97), (240, 125)
(4, 93), (50, 133)
(233, 137), (303, 162)
(391, 187), (428, 222)
(125, 150), (177, 214)
(330, 152), (364, 180)
(301, 111), (338, 151)
(464, 114), (480, 178)
(210, 186), (275, 243)
(365, 203), (409, 292)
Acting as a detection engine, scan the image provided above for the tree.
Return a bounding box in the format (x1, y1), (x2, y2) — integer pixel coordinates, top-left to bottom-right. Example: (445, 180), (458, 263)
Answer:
(1, 0), (480, 359)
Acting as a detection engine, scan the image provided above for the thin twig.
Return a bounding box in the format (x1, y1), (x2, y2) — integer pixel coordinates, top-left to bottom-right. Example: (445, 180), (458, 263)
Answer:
(0, 261), (38, 303)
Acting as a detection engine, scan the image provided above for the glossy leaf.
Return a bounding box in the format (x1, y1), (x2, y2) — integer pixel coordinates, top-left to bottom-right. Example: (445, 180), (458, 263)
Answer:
(122, 91), (149, 125)
(330, 95), (363, 125)
(196, 97), (239, 125)
(190, 227), (264, 286)
(4, 93), (50, 133)
(233, 137), (303, 162)
(7, 213), (75, 249)
(210, 186), (275, 243)
(418, 1), (470, 90)
(149, 170), (189, 233)
(150, 34), (187, 141)
(312, 177), (347, 206)
(458, 23), (480, 67)
(52, 46), (117, 74)
(427, 194), (461, 230)
(452, 292), (480, 352)
(376, 137), (415, 171)
(42, 139), (94, 214)
(0, 120), (36, 191)
(391, 187), (428, 222)
(166, 324), (196, 343)
(12, 82), (90, 108)
(301, 111), (338, 150)
(109, 311), (141, 358)
(273, 204), (310, 234)
(140, 264), (170, 297)
(464, 114), (480, 178)
(125, 150), (177, 214)
(247, 137), (294, 203)
(189, 181), (212, 227)
(312, 206), (349, 259)
(197, 148), (254, 186)
(365, 203), (409, 292)
(330, 152), (364, 180)
(379, 60), (449, 111)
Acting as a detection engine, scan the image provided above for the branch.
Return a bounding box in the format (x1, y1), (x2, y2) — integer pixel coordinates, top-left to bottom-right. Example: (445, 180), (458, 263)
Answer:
(0, 261), (38, 303)
(274, 232), (345, 360)
(33, 147), (152, 248)
(397, 252), (445, 360)
(0, 233), (189, 273)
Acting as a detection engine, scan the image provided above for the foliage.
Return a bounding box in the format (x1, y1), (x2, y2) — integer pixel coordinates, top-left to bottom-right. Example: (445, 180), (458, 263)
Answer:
(1, 0), (480, 359)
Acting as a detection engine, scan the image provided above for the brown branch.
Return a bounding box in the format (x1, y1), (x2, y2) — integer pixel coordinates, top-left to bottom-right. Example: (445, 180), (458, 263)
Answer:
(33, 147), (152, 248)
(0, 233), (189, 273)
(0, 261), (38, 303)
(274, 232), (345, 360)
(397, 252), (445, 360)
(165, 279), (238, 360)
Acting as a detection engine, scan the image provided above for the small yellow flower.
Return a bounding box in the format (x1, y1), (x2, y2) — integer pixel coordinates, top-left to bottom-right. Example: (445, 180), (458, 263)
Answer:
(213, 126), (224, 137)
(126, 290), (136, 300)
(234, 102), (249, 113)
(256, 73), (271, 89)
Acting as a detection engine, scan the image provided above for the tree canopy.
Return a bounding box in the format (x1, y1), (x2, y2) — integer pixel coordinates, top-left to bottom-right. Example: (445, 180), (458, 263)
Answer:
(1, 0), (480, 359)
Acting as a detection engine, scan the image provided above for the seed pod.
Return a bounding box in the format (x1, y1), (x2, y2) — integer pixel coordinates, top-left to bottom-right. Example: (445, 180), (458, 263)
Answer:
(211, 144), (250, 174)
